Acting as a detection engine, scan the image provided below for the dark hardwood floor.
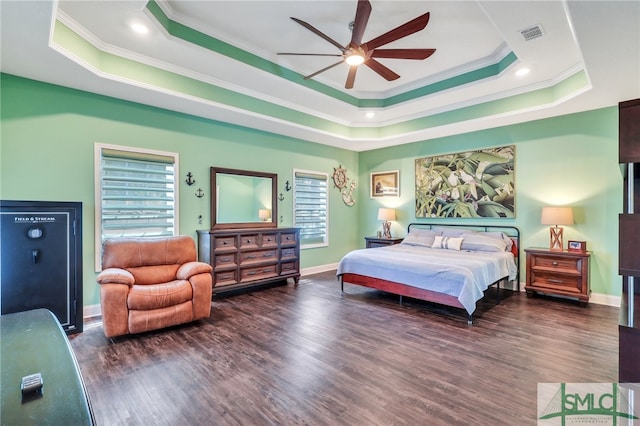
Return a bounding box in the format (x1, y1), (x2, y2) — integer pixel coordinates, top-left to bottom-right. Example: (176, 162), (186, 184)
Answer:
(70, 271), (619, 425)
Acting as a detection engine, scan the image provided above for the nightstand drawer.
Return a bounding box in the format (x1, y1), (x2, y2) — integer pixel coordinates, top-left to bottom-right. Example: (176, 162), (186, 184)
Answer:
(530, 272), (584, 293)
(531, 255), (581, 273)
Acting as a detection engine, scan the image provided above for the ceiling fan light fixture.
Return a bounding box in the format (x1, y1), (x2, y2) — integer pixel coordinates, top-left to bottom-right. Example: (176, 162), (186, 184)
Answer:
(345, 53), (365, 66)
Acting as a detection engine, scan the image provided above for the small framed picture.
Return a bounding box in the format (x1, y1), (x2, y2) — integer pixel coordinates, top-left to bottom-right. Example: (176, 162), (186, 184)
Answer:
(370, 170), (399, 198)
(568, 240), (587, 252)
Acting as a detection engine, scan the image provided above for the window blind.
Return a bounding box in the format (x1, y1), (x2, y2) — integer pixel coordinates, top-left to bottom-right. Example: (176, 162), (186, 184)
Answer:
(294, 171), (328, 247)
(100, 153), (176, 240)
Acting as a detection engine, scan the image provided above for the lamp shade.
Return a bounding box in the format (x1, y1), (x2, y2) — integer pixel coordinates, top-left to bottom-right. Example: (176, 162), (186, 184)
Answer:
(541, 206), (573, 225)
(258, 209), (271, 221)
(377, 208), (396, 222)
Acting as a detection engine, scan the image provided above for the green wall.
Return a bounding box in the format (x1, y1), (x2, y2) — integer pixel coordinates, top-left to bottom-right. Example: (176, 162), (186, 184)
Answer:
(358, 107), (622, 297)
(0, 73), (623, 308)
(0, 74), (359, 306)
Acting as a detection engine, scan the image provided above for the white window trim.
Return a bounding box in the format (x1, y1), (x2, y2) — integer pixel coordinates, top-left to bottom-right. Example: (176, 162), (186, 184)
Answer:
(293, 168), (329, 249)
(94, 143), (179, 271)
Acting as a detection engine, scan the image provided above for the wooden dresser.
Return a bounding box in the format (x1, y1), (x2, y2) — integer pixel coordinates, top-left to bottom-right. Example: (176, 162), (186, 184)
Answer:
(197, 227), (300, 294)
(524, 247), (590, 305)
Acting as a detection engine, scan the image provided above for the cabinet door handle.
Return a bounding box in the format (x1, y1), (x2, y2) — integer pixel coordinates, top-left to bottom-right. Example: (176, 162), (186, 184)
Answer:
(247, 271), (257, 276)
(263, 253), (271, 257)
(548, 278), (563, 283)
(247, 255), (256, 259)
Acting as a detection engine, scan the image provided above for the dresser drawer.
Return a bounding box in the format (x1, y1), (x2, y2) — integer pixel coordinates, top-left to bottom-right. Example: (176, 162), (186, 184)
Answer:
(240, 249), (277, 265)
(280, 232), (297, 246)
(281, 247), (297, 261)
(239, 234), (259, 249)
(240, 264), (278, 282)
(531, 255), (581, 273)
(214, 253), (237, 269)
(214, 236), (237, 252)
(280, 261), (299, 276)
(214, 270), (238, 286)
(261, 233), (278, 248)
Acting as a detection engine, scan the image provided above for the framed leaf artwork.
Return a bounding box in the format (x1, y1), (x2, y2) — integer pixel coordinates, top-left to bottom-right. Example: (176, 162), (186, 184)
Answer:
(415, 145), (515, 218)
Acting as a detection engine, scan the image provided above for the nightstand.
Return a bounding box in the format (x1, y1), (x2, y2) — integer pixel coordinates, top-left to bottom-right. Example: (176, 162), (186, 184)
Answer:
(365, 236), (403, 248)
(524, 247), (590, 305)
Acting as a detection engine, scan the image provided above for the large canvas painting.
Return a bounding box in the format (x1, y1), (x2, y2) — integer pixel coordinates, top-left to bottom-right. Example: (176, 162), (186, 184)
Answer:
(415, 145), (515, 218)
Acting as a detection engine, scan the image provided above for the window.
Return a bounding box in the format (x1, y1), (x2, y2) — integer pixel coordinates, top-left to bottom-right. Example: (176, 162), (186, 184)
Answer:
(293, 170), (328, 248)
(95, 144), (179, 269)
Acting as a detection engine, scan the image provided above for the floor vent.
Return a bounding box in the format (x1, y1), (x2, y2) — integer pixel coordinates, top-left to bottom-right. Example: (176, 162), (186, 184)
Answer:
(520, 24), (544, 41)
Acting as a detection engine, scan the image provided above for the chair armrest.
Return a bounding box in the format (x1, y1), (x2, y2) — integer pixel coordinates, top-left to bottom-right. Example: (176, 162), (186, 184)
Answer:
(97, 268), (134, 286)
(177, 262), (213, 280)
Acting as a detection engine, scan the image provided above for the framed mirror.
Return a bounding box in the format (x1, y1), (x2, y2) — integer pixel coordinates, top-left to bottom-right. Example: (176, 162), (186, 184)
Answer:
(210, 167), (278, 229)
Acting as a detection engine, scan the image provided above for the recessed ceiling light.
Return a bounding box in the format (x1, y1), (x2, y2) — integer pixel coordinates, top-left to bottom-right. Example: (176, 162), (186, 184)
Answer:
(366, 111), (375, 119)
(131, 23), (149, 34)
(516, 68), (530, 77)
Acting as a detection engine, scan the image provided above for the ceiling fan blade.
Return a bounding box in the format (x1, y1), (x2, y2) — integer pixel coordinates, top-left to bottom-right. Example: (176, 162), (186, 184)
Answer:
(371, 48), (436, 60)
(365, 58), (400, 81)
(345, 65), (358, 89)
(350, 0), (372, 46)
(363, 12), (431, 51)
(278, 53), (343, 57)
(304, 60), (345, 80)
(290, 17), (346, 52)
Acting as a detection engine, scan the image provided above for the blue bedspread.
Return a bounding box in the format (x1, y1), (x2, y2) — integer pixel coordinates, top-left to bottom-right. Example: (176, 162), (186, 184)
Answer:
(336, 244), (518, 315)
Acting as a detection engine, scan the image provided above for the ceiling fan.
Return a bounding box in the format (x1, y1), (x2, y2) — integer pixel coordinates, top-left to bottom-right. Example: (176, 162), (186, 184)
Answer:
(277, 0), (436, 89)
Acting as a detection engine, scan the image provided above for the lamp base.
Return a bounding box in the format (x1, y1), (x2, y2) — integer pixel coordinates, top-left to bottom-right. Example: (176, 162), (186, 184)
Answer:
(549, 226), (564, 250)
(382, 221), (392, 239)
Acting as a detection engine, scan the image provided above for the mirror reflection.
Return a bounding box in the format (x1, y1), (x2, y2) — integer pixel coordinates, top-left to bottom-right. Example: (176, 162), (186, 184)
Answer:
(210, 167), (278, 229)
(216, 174), (272, 223)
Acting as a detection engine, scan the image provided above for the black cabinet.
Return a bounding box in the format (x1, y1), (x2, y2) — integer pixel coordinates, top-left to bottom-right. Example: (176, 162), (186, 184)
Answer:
(618, 99), (640, 382)
(0, 201), (83, 334)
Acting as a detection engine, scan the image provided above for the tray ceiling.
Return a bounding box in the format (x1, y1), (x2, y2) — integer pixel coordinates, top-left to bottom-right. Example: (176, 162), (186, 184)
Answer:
(1, 0), (639, 151)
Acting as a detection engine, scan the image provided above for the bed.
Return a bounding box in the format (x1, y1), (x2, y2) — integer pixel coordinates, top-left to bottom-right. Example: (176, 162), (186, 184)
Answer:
(337, 223), (520, 324)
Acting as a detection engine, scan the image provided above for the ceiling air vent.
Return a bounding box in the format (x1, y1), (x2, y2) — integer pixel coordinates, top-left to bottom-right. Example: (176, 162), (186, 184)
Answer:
(520, 24), (544, 41)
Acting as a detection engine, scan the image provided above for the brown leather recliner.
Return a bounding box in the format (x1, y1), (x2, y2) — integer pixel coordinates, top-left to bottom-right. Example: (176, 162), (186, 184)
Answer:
(96, 236), (213, 338)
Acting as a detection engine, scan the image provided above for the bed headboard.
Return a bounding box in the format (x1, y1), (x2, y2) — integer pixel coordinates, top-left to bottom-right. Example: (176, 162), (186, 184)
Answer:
(407, 222), (520, 284)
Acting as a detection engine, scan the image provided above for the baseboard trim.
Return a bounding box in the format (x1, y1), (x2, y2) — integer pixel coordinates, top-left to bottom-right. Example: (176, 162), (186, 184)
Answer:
(301, 263), (339, 277)
(83, 304), (101, 320)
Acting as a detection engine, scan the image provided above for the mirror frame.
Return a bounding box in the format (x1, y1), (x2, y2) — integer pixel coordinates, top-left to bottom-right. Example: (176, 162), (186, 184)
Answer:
(210, 167), (278, 230)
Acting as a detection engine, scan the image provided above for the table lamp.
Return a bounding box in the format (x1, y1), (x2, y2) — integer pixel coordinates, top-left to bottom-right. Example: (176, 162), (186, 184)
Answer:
(541, 206), (573, 250)
(377, 208), (396, 238)
(258, 209), (271, 222)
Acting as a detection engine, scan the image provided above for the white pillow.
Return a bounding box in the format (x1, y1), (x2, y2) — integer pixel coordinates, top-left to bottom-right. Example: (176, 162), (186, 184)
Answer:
(431, 235), (464, 251)
(482, 231), (514, 252)
(433, 227), (473, 238)
(401, 229), (442, 247)
(460, 233), (508, 252)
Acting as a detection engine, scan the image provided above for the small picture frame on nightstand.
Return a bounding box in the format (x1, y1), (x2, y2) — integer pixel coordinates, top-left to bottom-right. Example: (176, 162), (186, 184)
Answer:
(568, 240), (587, 252)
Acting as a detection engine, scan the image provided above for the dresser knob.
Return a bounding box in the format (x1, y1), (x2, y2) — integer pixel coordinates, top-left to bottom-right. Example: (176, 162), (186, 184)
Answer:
(552, 261), (558, 266)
